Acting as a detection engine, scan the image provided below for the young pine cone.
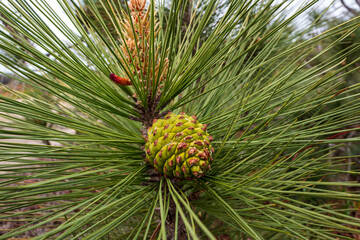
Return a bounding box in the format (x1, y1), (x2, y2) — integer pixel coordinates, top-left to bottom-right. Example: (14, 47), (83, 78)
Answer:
(145, 112), (214, 179)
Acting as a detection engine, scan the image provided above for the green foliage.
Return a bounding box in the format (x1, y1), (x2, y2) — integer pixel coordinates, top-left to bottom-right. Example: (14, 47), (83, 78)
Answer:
(0, 0), (359, 239)
(79, 0), (126, 40)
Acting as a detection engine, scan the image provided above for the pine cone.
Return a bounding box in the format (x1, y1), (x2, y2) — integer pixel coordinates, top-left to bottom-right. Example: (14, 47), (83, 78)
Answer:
(145, 112), (214, 179)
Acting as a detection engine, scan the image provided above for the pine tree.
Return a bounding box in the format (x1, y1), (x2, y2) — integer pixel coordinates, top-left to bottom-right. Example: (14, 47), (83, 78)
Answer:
(0, 0), (360, 239)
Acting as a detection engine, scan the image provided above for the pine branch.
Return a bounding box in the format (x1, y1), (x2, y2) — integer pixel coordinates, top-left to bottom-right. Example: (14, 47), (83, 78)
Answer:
(340, 0), (358, 15)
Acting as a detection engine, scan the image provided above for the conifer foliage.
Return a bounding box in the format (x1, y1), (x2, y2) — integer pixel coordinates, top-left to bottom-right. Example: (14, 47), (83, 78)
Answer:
(0, 0), (359, 239)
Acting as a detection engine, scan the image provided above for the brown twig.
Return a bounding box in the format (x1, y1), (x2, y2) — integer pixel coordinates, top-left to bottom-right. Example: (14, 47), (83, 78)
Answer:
(340, 0), (358, 16)
(290, 130), (351, 161)
(150, 222), (161, 240)
(356, 0), (360, 7)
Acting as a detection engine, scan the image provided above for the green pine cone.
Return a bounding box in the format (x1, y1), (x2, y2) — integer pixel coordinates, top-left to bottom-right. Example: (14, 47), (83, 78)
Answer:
(145, 112), (214, 179)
